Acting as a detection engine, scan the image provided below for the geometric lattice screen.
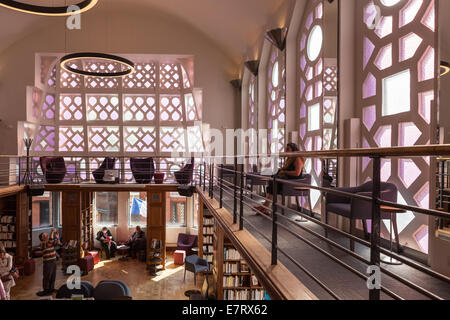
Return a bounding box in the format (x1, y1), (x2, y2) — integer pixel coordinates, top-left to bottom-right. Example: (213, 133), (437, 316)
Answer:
(267, 46), (286, 155)
(20, 54), (204, 181)
(298, 0), (325, 213)
(247, 74), (258, 169)
(358, 0), (437, 253)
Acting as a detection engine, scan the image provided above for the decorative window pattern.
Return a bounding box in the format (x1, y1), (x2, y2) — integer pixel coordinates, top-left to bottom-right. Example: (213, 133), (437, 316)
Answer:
(21, 55), (203, 185)
(358, 0), (437, 254)
(298, 0), (325, 212)
(123, 63), (157, 89)
(267, 47), (286, 154)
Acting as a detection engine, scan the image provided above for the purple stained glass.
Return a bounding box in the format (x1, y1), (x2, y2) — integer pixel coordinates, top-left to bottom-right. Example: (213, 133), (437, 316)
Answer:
(363, 37), (375, 69)
(363, 73), (376, 99)
(362, 105), (376, 131)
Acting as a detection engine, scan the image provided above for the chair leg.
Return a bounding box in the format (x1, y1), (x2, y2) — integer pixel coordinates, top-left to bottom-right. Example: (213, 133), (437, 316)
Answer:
(184, 268), (186, 282)
(392, 216), (401, 253)
(325, 211), (329, 238)
(281, 196), (285, 216)
(307, 194), (313, 217)
(296, 196), (301, 212)
(362, 219), (369, 240)
(250, 183), (254, 199)
(194, 273), (196, 286)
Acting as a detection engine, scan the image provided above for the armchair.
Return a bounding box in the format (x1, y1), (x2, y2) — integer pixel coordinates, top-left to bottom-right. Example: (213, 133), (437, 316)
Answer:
(93, 280), (131, 300)
(325, 181), (399, 251)
(184, 255), (209, 286)
(246, 165), (268, 198)
(276, 174), (313, 217)
(92, 157), (116, 184)
(174, 157), (195, 184)
(177, 233), (198, 256)
(130, 157), (155, 184)
(40, 157), (67, 184)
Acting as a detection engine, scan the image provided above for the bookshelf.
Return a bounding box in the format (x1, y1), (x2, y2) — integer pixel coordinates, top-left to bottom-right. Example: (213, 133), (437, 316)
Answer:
(146, 189), (166, 274)
(199, 203), (214, 273)
(197, 196), (269, 301)
(0, 190), (29, 265)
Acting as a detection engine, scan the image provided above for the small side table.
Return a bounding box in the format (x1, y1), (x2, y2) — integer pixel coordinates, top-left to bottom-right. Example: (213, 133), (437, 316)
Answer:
(380, 206), (406, 266)
(191, 247), (199, 254)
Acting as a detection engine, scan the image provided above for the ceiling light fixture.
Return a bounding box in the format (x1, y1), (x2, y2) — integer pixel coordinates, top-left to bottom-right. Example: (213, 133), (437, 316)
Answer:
(265, 27), (288, 51)
(60, 52), (135, 78)
(0, 0), (98, 16)
(440, 61), (450, 77)
(230, 79), (242, 91)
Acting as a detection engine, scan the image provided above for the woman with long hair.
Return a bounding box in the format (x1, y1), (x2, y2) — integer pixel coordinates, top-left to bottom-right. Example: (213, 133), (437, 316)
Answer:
(254, 143), (305, 216)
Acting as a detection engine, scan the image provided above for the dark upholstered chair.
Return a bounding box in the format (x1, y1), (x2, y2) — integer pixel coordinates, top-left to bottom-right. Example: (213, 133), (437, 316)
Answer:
(130, 157), (155, 184)
(174, 157), (194, 184)
(93, 280), (131, 300)
(40, 157), (67, 184)
(92, 157), (116, 184)
(325, 181), (399, 251)
(190, 274), (215, 300)
(56, 281), (94, 299)
(276, 174), (313, 217)
(246, 165), (268, 198)
(184, 255), (209, 285)
(177, 233), (198, 256)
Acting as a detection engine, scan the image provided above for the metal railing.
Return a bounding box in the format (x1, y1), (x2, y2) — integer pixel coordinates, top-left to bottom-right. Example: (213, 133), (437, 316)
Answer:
(198, 145), (450, 300)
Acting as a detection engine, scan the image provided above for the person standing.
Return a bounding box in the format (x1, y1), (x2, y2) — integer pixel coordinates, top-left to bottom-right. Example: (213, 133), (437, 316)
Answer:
(36, 232), (58, 297)
(0, 244), (15, 300)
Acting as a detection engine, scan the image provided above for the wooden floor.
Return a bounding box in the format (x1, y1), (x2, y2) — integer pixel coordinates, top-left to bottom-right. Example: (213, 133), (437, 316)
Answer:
(11, 251), (202, 300)
(216, 189), (450, 300)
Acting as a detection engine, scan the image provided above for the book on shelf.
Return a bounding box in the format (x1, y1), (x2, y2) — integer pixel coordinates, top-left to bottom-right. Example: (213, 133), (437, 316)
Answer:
(150, 239), (162, 250)
(224, 289), (250, 300)
(203, 245), (213, 253)
(224, 248), (241, 260)
(251, 275), (259, 286)
(223, 262), (239, 274)
(203, 226), (214, 234)
(203, 236), (213, 244)
(203, 218), (214, 225)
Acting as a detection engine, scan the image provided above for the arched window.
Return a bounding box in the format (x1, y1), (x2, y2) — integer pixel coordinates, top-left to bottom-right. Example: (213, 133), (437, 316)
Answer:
(358, 0), (437, 254)
(267, 46), (286, 154)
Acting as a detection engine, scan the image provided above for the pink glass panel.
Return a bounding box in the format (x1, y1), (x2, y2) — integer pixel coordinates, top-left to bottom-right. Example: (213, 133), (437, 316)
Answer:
(363, 73), (376, 99)
(374, 125), (392, 147)
(414, 225), (429, 254)
(399, 122), (421, 146)
(375, 16), (393, 38)
(363, 37), (375, 69)
(421, 0), (435, 31)
(418, 46), (435, 82)
(400, 0), (422, 28)
(418, 90), (433, 124)
(374, 44), (392, 70)
(362, 105), (376, 131)
(399, 159), (421, 188)
(400, 32), (423, 61)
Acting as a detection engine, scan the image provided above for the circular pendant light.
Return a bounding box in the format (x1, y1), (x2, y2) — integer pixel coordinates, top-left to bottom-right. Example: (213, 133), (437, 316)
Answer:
(0, 0), (98, 16)
(440, 61), (450, 77)
(60, 52), (135, 78)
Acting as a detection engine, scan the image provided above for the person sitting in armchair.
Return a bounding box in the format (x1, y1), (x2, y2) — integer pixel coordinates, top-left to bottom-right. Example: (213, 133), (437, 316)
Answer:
(126, 226), (146, 259)
(96, 227), (117, 259)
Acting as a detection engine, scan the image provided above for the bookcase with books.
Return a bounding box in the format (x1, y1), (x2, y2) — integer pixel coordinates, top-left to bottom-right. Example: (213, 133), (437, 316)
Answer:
(198, 203), (214, 273)
(221, 238), (268, 300)
(0, 190), (29, 265)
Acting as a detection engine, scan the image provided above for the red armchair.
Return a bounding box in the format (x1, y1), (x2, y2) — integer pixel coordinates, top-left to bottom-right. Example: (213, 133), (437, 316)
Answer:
(177, 233), (198, 256)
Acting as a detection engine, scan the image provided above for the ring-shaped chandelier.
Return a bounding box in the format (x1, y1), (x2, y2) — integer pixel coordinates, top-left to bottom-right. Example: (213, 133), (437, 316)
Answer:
(441, 61), (450, 77)
(60, 52), (135, 78)
(0, 0), (98, 16)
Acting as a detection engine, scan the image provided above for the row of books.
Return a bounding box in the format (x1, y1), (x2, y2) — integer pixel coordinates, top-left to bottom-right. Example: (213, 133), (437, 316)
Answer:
(203, 245), (213, 253)
(0, 232), (15, 240)
(224, 248), (241, 260)
(0, 240), (16, 248)
(0, 225), (15, 232)
(251, 275), (260, 287)
(223, 289), (267, 301)
(205, 255), (213, 263)
(0, 216), (15, 223)
(203, 218), (214, 225)
(224, 262), (243, 274)
(223, 275), (247, 287)
(203, 226), (214, 234)
(203, 236), (213, 244)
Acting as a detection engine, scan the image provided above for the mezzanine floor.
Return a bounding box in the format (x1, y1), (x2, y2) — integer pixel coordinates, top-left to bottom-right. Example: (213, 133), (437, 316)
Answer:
(214, 189), (450, 300)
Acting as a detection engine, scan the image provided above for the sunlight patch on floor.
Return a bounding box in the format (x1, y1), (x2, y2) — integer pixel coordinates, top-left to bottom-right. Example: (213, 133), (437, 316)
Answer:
(151, 262), (184, 282)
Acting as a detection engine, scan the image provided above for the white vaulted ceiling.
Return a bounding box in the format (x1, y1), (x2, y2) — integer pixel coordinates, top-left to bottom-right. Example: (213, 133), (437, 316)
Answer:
(0, 0), (296, 65)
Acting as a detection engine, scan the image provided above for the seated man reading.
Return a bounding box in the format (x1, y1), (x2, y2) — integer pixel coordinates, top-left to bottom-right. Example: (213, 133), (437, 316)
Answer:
(126, 226), (146, 259)
(96, 227), (117, 259)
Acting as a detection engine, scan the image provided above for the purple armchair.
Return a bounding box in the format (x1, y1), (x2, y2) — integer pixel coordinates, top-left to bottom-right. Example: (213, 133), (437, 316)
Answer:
(177, 233), (198, 256)
(130, 158), (155, 184)
(325, 181), (398, 251)
(92, 157), (116, 184)
(174, 157), (195, 185)
(40, 157), (67, 184)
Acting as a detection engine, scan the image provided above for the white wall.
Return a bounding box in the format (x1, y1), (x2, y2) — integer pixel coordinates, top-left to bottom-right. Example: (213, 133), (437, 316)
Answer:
(0, 8), (237, 155)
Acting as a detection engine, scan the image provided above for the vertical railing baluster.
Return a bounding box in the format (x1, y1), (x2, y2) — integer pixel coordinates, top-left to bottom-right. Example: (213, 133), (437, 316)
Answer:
(219, 164), (224, 208)
(440, 160), (445, 209)
(271, 175), (278, 265)
(369, 156), (381, 300)
(239, 160), (244, 230)
(233, 157), (238, 224)
(203, 161), (206, 192)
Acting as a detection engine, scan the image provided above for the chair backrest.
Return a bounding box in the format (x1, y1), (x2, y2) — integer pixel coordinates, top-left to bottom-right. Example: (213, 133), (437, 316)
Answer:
(56, 281), (94, 299)
(94, 280), (130, 300)
(130, 157), (155, 171)
(359, 181), (397, 202)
